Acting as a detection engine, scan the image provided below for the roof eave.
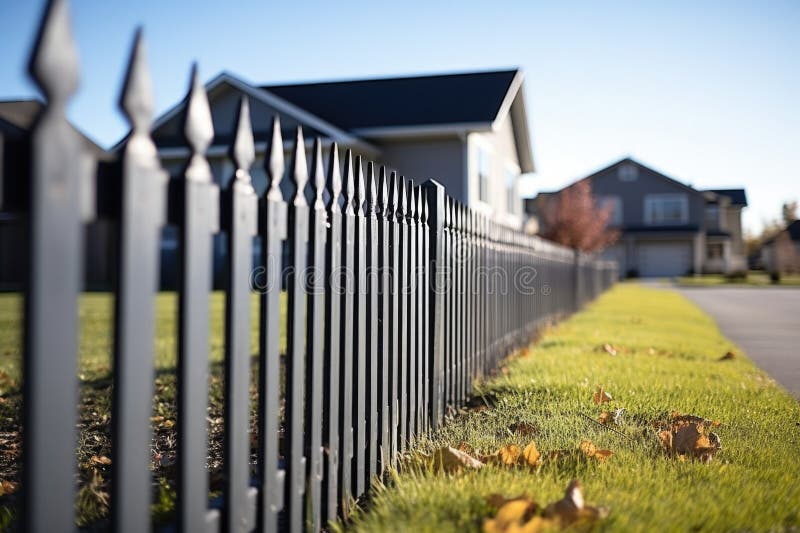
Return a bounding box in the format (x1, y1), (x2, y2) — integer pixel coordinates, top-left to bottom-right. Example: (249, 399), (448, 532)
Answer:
(491, 70), (534, 173)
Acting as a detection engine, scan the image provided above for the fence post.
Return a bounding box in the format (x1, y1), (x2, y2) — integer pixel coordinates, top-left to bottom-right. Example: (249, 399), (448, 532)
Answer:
(422, 179), (445, 428)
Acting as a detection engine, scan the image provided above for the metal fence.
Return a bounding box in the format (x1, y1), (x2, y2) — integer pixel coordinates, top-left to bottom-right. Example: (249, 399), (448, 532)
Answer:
(1, 1), (617, 531)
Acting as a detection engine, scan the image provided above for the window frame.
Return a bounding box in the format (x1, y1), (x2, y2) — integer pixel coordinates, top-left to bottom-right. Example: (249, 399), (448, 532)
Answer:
(644, 193), (689, 226)
(597, 195), (623, 226)
(477, 146), (491, 204)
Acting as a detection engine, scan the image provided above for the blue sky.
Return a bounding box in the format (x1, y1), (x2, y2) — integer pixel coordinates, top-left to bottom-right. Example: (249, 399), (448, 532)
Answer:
(1, 0), (797, 233)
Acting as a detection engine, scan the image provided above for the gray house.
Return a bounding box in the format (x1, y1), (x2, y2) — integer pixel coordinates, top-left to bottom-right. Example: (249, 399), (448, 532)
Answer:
(527, 158), (747, 277)
(134, 69), (534, 287)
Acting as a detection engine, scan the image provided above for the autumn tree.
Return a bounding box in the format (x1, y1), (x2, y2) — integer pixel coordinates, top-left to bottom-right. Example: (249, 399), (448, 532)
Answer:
(540, 180), (619, 253)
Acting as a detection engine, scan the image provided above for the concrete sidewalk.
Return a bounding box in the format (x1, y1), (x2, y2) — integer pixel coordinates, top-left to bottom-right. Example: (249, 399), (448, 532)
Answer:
(676, 286), (800, 398)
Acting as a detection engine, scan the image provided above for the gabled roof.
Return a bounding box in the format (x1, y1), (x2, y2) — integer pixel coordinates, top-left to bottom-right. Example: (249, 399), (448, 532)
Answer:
(262, 69), (519, 131)
(705, 188), (748, 207)
(260, 68), (534, 173)
(567, 157), (702, 196)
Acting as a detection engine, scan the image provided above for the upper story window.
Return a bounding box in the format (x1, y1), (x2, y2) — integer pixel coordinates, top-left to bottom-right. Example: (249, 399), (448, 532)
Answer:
(705, 205), (720, 230)
(618, 163), (638, 181)
(478, 147), (491, 203)
(505, 168), (517, 215)
(597, 195), (623, 226)
(644, 193), (688, 225)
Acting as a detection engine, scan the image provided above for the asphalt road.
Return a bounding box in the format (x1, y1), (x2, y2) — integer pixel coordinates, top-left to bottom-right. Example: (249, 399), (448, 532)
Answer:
(676, 286), (800, 398)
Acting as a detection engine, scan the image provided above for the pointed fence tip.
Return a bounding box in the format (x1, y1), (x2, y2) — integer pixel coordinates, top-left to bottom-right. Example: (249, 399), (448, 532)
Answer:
(29, 0), (79, 103)
(119, 28), (154, 133)
(265, 115), (284, 201)
(231, 96), (254, 176)
(290, 126), (308, 206)
(183, 63), (213, 156)
(327, 143), (342, 212)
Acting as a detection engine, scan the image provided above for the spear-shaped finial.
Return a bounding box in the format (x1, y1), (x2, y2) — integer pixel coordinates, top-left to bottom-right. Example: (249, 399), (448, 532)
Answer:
(265, 116), (284, 201)
(366, 162), (377, 215)
(310, 137), (325, 210)
(377, 167), (389, 218)
(415, 185), (424, 223)
(420, 186), (428, 225)
(230, 96), (254, 183)
(29, 0), (79, 106)
(343, 150), (355, 216)
(289, 126), (308, 206)
(119, 28), (153, 137)
(327, 143), (341, 213)
(398, 176), (408, 221)
(388, 171), (399, 221)
(183, 64), (214, 182)
(354, 155), (366, 216)
(407, 179), (416, 221)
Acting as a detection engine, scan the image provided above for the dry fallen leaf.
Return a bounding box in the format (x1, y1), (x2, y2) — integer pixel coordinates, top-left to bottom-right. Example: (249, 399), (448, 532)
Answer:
(544, 479), (610, 527)
(602, 344), (617, 356)
(0, 479), (17, 497)
(598, 411), (612, 425)
(592, 387), (613, 404)
(509, 421), (539, 437)
(496, 444), (522, 466)
(522, 441), (541, 467)
(90, 455), (112, 466)
(579, 440), (614, 462)
(657, 413), (721, 462)
(719, 351), (736, 361)
(432, 446), (484, 472)
(483, 496), (540, 533)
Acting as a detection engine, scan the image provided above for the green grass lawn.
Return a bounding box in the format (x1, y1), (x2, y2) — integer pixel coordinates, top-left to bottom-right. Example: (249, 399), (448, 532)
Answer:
(348, 284), (800, 532)
(676, 271), (800, 287)
(0, 291), (285, 394)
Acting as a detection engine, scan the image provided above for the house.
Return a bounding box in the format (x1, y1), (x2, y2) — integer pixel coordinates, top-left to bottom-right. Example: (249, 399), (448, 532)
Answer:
(526, 158), (748, 277)
(0, 100), (112, 289)
(760, 220), (800, 274)
(134, 69), (534, 287)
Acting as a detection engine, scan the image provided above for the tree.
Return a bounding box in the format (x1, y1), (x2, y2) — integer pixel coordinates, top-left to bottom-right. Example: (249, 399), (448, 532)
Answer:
(782, 201), (798, 225)
(540, 180), (619, 253)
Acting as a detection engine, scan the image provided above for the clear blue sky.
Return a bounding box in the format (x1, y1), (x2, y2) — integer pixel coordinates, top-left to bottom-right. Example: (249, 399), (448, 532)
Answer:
(1, 0), (797, 234)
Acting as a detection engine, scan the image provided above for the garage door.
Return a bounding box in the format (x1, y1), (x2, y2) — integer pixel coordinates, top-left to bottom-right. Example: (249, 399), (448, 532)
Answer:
(637, 242), (691, 277)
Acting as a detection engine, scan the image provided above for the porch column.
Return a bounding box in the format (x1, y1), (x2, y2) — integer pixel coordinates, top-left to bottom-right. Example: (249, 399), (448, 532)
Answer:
(692, 234), (704, 275)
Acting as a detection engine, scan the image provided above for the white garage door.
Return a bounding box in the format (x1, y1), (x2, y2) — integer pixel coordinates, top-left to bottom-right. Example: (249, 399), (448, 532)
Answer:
(637, 242), (691, 277)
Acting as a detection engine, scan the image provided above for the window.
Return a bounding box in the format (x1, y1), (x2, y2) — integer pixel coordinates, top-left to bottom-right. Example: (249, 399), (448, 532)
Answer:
(644, 193), (688, 225)
(707, 243), (723, 260)
(618, 163), (638, 181)
(505, 168), (517, 215)
(597, 195), (623, 226)
(478, 148), (490, 203)
(705, 205), (720, 230)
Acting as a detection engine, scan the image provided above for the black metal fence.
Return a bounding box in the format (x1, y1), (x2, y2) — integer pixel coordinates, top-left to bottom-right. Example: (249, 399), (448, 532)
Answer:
(1, 1), (617, 531)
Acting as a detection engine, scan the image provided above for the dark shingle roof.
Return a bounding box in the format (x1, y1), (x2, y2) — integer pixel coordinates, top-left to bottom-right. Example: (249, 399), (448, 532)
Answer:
(260, 69), (519, 131)
(706, 189), (747, 206)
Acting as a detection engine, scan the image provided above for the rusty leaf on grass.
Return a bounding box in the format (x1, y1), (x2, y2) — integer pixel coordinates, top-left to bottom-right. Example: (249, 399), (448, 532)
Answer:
(719, 351), (736, 361)
(90, 455), (112, 466)
(0, 479), (17, 496)
(656, 413), (721, 463)
(598, 411), (612, 424)
(579, 440), (614, 462)
(509, 421), (539, 437)
(432, 446), (484, 473)
(592, 386), (612, 404)
(522, 442), (541, 467)
(544, 479), (610, 527)
(496, 444), (521, 465)
(483, 480), (609, 533)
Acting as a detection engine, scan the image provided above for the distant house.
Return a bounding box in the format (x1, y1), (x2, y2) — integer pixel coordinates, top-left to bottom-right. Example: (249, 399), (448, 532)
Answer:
(130, 69), (534, 287)
(0, 100), (112, 289)
(760, 220), (800, 274)
(526, 158), (747, 277)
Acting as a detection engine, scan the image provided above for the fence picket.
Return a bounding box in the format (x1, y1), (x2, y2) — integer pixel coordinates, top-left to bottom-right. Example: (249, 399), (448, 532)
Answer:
(222, 96), (259, 533)
(352, 157), (367, 497)
(175, 65), (219, 533)
(305, 138), (328, 532)
(285, 127), (310, 532)
(258, 116), (287, 533)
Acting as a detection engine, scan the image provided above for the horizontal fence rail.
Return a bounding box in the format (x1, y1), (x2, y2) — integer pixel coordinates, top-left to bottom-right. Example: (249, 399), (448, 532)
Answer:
(0, 1), (618, 531)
